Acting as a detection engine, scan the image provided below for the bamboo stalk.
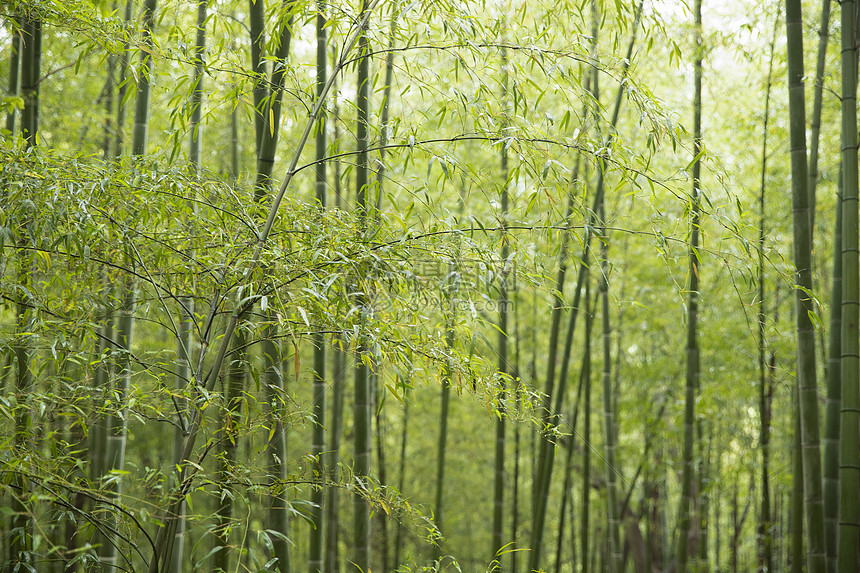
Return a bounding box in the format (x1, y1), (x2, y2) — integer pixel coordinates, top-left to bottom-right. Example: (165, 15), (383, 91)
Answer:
(837, 0), (860, 568)
(784, 1), (825, 571)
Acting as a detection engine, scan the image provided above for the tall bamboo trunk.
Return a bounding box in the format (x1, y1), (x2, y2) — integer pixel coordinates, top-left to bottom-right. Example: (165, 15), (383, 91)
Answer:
(433, 381), (451, 558)
(254, 1), (294, 197)
(213, 331), (246, 573)
(89, 283), (114, 475)
(529, 97), (587, 573)
(490, 44), (510, 571)
(677, 1), (702, 570)
(784, 1), (826, 571)
(554, 346), (586, 573)
(86, 275), (113, 561)
(375, 2), (397, 213)
(325, 348), (346, 573)
(696, 425), (711, 568)
(558, 286), (602, 573)
(353, 1), (373, 568)
(250, 6), (295, 570)
(392, 373), (408, 571)
(131, 0), (156, 156)
(790, 390), (804, 573)
(310, 2), (328, 570)
(113, 0), (153, 569)
(113, 0), (133, 159)
(837, 0), (860, 570)
(263, 335), (290, 573)
(599, 203), (621, 573)
(110, 5), (156, 562)
(20, 15), (40, 146)
(9, 14), (39, 567)
(434, 263), (456, 561)
(374, 371), (392, 571)
(248, 0), (266, 155)
(580, 281), (593, 573)
(332, 60), (345, 211)
(167, 5), (207, 570)
(368, 21), (399, 565)
(807, 0), (831, 237)
(757, 10), (780, 573)
(823, 184), (841, 573)
(102, 16), (116, 161)
(98, 283), (135, 573)
(512, 377), (522, 573)
(4, 24), (20, 136)
(11, 206), (33, 568)
(170, 296), (193, 573)
(188, 0), (207, 172)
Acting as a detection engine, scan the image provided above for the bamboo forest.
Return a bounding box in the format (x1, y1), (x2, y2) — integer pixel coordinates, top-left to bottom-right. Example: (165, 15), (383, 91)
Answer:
(6, 0), (860, 571)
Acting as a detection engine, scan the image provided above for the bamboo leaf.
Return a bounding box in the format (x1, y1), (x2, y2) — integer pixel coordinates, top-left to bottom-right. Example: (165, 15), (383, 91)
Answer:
(269, 106), (275, 137)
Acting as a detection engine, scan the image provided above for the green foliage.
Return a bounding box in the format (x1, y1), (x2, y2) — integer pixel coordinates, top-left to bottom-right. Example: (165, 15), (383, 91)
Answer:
(0, 0), (829, 571)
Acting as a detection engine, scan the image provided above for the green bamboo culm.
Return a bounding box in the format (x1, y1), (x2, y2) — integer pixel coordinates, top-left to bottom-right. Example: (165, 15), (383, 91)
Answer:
(11, 192), (34, 568)
(168, 4), (207, 570)
(580, 279), (593, 573)
(263, 334), (290, 573)
(529, 78), (587, 573)
(213, 329), (246, 573)
(310, 0), (328, 570)
(837, 0), (860, 570)
(791, 390), (804, 573)
(434, 190), (465, 564)
(314, 0), (328, 208)
(695, 423), (711, 568)
(4, 22), (20, 136)
(824, 180), (842, 573)
(599, 198), (621, 573)
(370, 8), (398, 567)
(676, 1), (702, 571)
(373, 371), (391, 572)
(807, 0), (831, 237)
(255, 0), (294, 198)
(249, 5), (295, 571)
(433, 261), (456, 562)
(103, 38), (115, 161)
(353, 0), (373, 569)
(323, 69), (345, 571)
(757, 9), (780, 573)
(553, 294), (590, 573)
(9, 13), (39, 567)
(89, 276), (114, 490)
(169, 295), (193, 573)
(784, 1), (826, 572)
(188, 0), (207, 173)
(490, 43), (510, 573)
(131, 0), (156, 157)
(393, 364), (411, 571)
(20, 15), (40, 147)
(100, 282), (135, 573)
(113, 0), (133, 159)
(248, 0), (266, 156)
(325, 347), (347, 573)
(109, 0), (154, 569)
(513, 317), (529, 573)
(375, 3), (397, 214)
